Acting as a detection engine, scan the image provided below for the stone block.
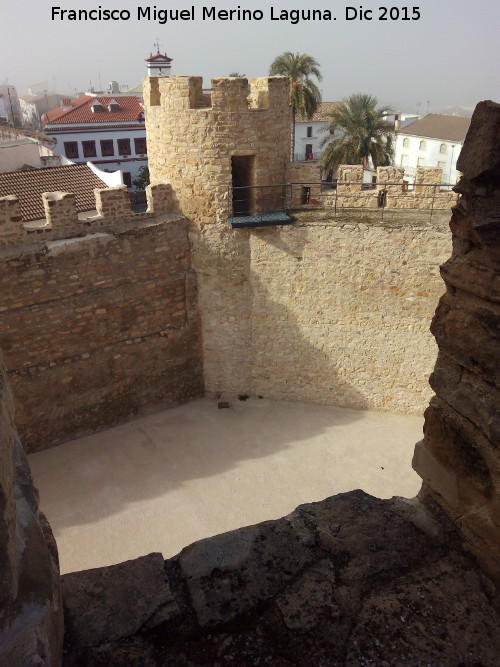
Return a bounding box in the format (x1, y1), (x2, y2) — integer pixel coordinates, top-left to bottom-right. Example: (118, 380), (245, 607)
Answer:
(0, 351), (62, 665)
(0, 195), (26, 247)
(456, 100), (500, 180)
(412, 439), (460, 508)
(42, 191), (78, 228)
(61, 553), (179, 648)
(431, 292), (500, 386)
(94, 185), (131, 220)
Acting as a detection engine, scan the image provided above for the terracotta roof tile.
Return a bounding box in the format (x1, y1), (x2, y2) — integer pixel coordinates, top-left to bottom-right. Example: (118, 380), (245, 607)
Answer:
(398, 114), (471, 142)
(44, 96), (144, 125)
(296, 102), (340, 123)
(0, 164), (107, 221)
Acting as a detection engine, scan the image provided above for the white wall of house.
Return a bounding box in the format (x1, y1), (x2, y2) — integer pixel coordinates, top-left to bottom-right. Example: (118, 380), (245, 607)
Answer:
(0, 139), (42, 170)
(47, 125), (148, 184)
(0, 138), (65, 171)
(395, 134), (462, 184)
(294, 121), (326, 161)
(19, 99), (39, 129)
(87, 161), (123, 187)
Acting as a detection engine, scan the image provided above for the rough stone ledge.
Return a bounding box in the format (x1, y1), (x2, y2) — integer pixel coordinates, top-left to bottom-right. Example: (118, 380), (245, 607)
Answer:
(61, 490), (500, 666)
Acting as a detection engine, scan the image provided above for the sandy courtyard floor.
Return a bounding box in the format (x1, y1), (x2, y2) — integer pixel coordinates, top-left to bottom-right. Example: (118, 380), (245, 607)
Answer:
(28, 397), (424, 574)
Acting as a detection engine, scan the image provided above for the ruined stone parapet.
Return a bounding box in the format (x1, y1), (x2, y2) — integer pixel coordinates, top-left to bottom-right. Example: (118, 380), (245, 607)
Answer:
(61, 492), (500, 664)
(146, 183), (175, 215)
(327, 165), (457, 211)
(337, 165), (363, 194)
(415, 166), (444, 197)
(413, 100), (500, 579)
(0, 196), (26, 248)
(42, 191), (81, 235)
(286, 161), (322, 206)
(144, 75), (291, 224)
(0, 184), (178, 251)
(94, 185), (131, 222)
(377, 166), (405, 193)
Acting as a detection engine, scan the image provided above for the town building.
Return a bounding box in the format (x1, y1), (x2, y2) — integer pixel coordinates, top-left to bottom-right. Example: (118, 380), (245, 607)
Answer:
(19, 89), (70, 130)
(145, 49), (173, 77)
(0, 85), (23, 127)
(294, 102), (338, 162)
(395, 113), (471, 184)
(0, 126), (66, 171)
(383, 111), (423, 130)
(42, 95), (147, 187)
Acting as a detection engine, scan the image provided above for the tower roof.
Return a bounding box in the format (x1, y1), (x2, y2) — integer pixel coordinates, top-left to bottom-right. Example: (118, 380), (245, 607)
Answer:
(145, 53), (173, 64)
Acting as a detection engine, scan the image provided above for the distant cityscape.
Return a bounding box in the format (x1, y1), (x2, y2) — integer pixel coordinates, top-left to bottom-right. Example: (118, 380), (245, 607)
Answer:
(0, 48), (472, 221)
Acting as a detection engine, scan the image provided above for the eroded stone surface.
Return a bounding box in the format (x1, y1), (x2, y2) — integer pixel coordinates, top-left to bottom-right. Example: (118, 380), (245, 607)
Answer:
(413, 100), (500, 577)
(61, 553), (179, 648)
(61, 491), (500, 666)
(0, 353), (63, 666)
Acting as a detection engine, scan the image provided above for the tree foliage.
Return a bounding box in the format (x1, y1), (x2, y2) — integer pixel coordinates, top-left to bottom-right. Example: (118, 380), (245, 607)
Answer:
(132, 166), (150, 191)
(320, 94), (394, 174)
(269, 52), (322, 157)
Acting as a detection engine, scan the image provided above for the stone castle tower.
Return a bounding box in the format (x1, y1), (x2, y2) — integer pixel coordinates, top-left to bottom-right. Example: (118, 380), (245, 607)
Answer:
(143, 75), (291, 225)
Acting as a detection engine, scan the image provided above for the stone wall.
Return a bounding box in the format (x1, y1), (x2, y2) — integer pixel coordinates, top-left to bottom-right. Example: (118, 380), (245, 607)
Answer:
(286, 161), (322, 206)
(328, 165), (458, 210)
(191, 216), (450, 414)
(0, 193), (203, 452)
(0, 183), (174, 249)
(413, 101), (500, 578)
(145, 75), (451, 416)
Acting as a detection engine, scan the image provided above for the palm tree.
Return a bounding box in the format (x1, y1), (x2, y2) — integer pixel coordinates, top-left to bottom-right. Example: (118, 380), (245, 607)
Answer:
(269, 52), (322, 159)
(320, 94), (394, 174)
(228, 72), (246, 77)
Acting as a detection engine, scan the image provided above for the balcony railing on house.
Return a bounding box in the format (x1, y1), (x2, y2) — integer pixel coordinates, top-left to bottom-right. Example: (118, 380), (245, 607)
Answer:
(292, 153), (321, 163)
(227, 184), (292, 228)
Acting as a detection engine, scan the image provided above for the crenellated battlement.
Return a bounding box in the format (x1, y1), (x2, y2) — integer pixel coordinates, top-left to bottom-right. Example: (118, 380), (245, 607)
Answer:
(144, 75), (289, 112)
(332, 165), (458, 210)
(0, 183), (176, 250)
(144, 75), (291, 224)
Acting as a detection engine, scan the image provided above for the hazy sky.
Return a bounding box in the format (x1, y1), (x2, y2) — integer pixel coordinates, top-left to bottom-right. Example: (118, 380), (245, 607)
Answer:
(2, 0), (499, 112)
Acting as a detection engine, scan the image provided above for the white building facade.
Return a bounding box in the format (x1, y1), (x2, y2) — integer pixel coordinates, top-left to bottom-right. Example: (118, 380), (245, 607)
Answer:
(395, 114), (471, 185)
(294, 102), (338, 162)
(42, 96), (148, 187)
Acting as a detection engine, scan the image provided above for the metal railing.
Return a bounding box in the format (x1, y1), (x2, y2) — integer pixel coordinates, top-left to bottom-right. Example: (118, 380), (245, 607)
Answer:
(288, 180), (460, 222)
(226, 181), (459, 225)
(293, 153), (321, 163)
(227, 183), (292, 221)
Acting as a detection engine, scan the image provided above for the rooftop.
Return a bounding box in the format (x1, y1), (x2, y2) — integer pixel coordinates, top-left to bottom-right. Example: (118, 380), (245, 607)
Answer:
(398, 113), (471, 142)
(42, 95), (144, 126)
(145, 51), (173, 63)
(296, 102), (339, 123)
(0, 163), (107, 221)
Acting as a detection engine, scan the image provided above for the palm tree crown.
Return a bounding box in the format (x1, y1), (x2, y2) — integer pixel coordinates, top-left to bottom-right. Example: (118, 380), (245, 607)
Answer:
(269, 52), (322, 158)
(320, 94), (394, 174)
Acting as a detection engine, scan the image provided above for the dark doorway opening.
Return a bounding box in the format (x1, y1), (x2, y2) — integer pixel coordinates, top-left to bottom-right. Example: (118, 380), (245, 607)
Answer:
(232, 155), (255, 215)
(301, 187), (311, 204)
